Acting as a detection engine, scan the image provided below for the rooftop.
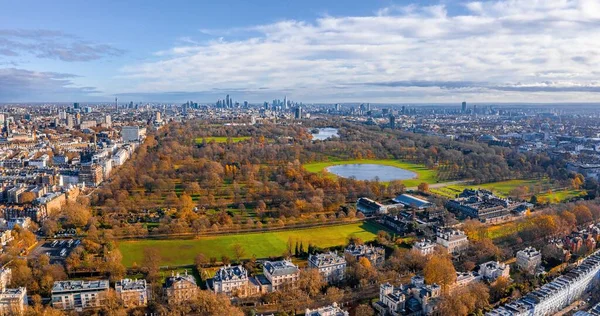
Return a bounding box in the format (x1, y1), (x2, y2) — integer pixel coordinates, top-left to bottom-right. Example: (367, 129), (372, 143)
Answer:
(52, 280), (109, 293)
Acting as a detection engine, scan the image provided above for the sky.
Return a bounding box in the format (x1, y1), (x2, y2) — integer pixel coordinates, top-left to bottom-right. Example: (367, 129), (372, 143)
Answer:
(1, 0), (600, 103)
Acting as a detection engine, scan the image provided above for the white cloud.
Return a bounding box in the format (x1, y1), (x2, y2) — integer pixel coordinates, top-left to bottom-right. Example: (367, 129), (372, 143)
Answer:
(119, 0), (600, 102)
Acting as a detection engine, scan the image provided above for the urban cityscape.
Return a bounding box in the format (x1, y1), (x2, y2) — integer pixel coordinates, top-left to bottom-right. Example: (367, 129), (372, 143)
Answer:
(2, 1), (600, 316)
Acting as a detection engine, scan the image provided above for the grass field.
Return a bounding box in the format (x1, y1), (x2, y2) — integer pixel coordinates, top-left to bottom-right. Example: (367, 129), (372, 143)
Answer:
(302, 159), (437, 187)
(194, 136), (251, 144)
(537, 189), (585, 204)
(119, 222), (385, 267)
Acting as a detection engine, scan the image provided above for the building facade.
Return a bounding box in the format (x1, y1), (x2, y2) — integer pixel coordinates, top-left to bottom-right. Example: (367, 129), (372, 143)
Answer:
(209, 265), (256, 297)
(436, 229), (469, 254)
(308, 252), (347, 283)
(345, 244), (386, 267)
(479, 261), (510, 282)
(516, 247), (542, 274)
(412, 240), (436, 256)
(305, 302), (349, 316)
(163, 272), (199, 304)
(115, 279), (149, 307)
(263, 260), (300, 291)
(51, 280), (109, 311)
(488, 250), (600, 316)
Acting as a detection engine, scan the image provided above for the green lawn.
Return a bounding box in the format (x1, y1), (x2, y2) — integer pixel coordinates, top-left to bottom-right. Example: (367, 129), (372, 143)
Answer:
(537, 189), (585, 204)
(118, 222), (384, 267)
(194, 136), (251, 144)
(302, 159), (438, 187)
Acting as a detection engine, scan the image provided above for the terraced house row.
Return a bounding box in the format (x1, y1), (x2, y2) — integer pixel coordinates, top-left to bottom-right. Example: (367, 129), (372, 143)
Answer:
(488, 250), (600, 316)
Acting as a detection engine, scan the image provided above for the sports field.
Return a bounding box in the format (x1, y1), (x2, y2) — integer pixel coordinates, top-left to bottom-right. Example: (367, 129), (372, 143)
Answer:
(302, 159), (437, 187)
(118, 222), (385, 267)
(194, 136), (251, 144)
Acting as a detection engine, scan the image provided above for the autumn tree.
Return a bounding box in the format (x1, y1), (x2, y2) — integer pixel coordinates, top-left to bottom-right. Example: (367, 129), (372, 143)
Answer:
(353, 304), (375, 316)
(298, 269), (325, 298)
(325, 286), (344, 305)
(424, 255), (456, 291)
(435, 282), (490, 316)
(142, 248), (161, 282)
(231, 244), (246, 263)
(195, 253), (208, 270)
(418, 182), (430, 192)
(63, 202), (91, 227)
(186, 290), (244, 316)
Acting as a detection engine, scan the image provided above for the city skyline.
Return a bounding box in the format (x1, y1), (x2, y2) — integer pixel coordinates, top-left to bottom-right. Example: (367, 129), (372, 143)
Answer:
(2, 0), (600, 103)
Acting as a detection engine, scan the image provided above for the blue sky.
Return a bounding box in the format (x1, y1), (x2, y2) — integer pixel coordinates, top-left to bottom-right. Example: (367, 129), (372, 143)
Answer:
(2, 0), (600, 103)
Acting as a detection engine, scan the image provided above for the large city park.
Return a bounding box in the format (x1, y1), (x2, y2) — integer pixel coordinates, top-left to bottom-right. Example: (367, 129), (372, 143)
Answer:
(101, 121), (585, 269)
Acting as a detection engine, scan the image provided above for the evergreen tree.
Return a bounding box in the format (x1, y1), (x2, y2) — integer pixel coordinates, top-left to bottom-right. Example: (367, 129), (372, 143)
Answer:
(295, 241), (299, 257)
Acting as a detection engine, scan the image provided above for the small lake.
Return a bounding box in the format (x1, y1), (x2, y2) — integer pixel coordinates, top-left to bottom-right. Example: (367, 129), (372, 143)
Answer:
(311, 128), (339, 140)
(327, 164), (417, 181)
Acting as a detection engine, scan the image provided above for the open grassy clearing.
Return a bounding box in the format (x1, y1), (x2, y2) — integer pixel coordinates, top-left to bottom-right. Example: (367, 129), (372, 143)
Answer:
(302, 159), (438, 187)
(194, 136), (251, 144)
(537, 189), (585, 204)
(119, 222), (386, 267)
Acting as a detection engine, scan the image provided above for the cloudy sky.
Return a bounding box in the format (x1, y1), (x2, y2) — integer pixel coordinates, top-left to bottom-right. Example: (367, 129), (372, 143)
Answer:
(1, 0), (600, 103)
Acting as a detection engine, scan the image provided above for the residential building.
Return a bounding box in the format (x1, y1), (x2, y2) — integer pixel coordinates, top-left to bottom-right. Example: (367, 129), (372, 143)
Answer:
(79, 163), (103, 186)
(0, 287), (26, 315)
(308, 252), (346, 283)
(345, 244), (385, 266)
(7, 217), (31, 230)
(479, 261), (510, 282)
(51, 280), (109, 311)
(305, 302), (349, 316)
(488, 251), (600, 316)
(163, 272), (198, 304)
(0, 231), (12, 247)
(374, 276), (441, 316)
(452, 272), (481, 291)
(121, 126), (146, 142)
(208, 265), (257, 297)
(0, 268), (10, 291)
(435, 229), (469, 254)
(516, 247), (542, 274)
(115, 279), (149, 307)
(412, 240), (436, 256)
(263, 260), (300, 291)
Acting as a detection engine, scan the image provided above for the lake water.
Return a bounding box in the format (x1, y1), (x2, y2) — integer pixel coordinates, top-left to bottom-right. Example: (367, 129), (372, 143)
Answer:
(311, 128), (339, 140)
(327, 164), (417, 181)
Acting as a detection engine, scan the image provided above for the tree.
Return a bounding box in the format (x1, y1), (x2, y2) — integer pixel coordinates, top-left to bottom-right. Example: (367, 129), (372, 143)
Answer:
(195, 253), (207, 270)
(573, 205), (593, 225)
(325, 287), (344, 305)
(187, 290), (244, 316)
(142, 248), (161, 282)
(41, 219), (59, 237)
(353, 304), (374, 316)
(436, 283), (490, 316)
(572, 174), (585, 189)
(376, 230), (390, 244)
(63, 202), (92, 227)
(297, 269), (325, 298)
(490, 276), (511, 302)
(231, 244), (246, 263)
(418, 182), (430, 192)
(424, 255), (456, 291)
(221, 255), (231, 265)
